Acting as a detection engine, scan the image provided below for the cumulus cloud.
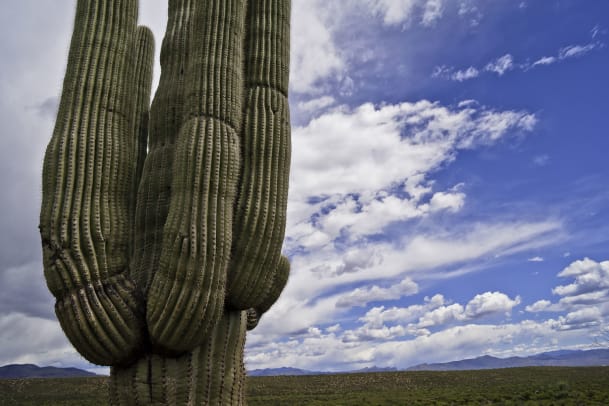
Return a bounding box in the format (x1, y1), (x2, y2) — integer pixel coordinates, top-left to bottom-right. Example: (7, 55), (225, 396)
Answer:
(553, 258), (609, 299)
(526, 258), (609, 322)
(322, 291), (520, 346)
(369, 0), (495, 28)
(370, 0), (445, 27)
(526, 300), (553, 313)
(336, 278), (419, 308)
(246, 303), (568, 371)
(484, 54), (514, 76)
(290, 0), (344, 94)
(297, 96), (337, 114)
(288, 100), (536, 243)
(421, 0), (444, 26)
(464, 292), (521, 318)
(552, 307), (603, 331)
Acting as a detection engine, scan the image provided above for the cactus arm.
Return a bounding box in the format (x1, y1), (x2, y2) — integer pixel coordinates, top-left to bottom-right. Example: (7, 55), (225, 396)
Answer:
(128, 26), (154, 252)
(145, 0), (246, 353)
(39, 0), (150, 366)
(227, 0), (292, 310)
(246, 255), (290, 330)
(130, 0), (195, 292)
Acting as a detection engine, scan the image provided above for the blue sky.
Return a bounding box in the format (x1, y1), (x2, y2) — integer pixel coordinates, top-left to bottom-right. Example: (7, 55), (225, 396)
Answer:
(0, 0), (608, 374)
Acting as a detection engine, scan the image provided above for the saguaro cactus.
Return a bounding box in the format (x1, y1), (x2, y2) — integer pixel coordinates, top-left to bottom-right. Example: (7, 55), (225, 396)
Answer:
(39, 0), (291, 404)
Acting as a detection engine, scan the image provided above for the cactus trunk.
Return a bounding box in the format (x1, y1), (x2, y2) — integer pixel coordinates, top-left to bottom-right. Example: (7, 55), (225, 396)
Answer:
(110, 311), (247, 405)
(40, 0), (291, 404)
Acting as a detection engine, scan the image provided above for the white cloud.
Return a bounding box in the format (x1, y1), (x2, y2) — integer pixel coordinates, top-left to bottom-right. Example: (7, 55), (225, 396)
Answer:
(526, 257), (609, 317)
(409, 291), (520, 329)
(528, 256), (544, 262)
(554, 307), (602, 331)
(453, 66), (480, 81)
(297, 96), (337, 113)
(246, 310), (582, 371)
(336, 278), (419, 308)
(457, 1), (482, 26)
(485, 54), (514, 76)
(278, 289), (523, 349)
(283, 220), (560, 312)
(529, 40), (602, 70)
(553, 258), (609, 297)
(434, 32), (604, 81)
(370, 0), (419, 26)
(432, 65), (479, 81)
(526, 300), (553, 313)
(559, 43), (599, 59)
(289, 100), (535, 207)
(532, 56), (557, 67)
(417, 303), (465, 327)
(290, 0), (344, 94)
(361, 294), (447, 327)
(429, 190), (466, 212)
(422, 0), (444, 26)
(465, 292), (521, 318)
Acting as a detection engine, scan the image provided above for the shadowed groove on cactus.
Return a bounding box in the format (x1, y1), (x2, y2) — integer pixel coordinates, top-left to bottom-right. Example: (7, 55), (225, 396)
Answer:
(40, 0), (292, 403)
(129, 26), (155, 250)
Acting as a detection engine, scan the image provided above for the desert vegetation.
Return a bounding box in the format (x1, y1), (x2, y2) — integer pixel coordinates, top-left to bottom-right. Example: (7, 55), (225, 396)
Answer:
(2, 367), (609, 405)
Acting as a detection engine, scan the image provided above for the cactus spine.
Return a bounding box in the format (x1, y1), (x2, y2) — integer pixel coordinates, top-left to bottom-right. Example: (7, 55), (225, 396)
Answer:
(40, 0), (291, 404)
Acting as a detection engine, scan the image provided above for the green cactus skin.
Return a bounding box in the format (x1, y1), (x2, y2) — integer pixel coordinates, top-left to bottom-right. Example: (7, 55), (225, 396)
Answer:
(110, 311), (247, 405)
(145, 0), (246, 354)
(246, 255), (291, 330)
(40, 0), (291, 403)
(39, 0), (150, 367)
(227, 0), (292, 311)
(130, 0), (196, 294)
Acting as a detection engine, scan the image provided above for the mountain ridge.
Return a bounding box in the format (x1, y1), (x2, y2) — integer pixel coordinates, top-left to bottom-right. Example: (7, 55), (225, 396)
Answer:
(0, 364), (97, 379)
(249, 349), (609, 376)
(406, 348), (609, 371)
(4, 349), (608, 378)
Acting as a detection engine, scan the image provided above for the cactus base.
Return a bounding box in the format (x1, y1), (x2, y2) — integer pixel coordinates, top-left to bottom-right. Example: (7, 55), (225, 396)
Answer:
(110, 310), (247, 405)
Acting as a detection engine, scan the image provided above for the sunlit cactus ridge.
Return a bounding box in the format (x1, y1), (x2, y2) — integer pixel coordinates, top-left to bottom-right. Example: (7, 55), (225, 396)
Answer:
(39, 0), (291, 403)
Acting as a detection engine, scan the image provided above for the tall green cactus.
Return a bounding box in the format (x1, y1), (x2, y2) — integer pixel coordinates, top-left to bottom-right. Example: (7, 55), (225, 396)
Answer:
(39, 0), (291, 404)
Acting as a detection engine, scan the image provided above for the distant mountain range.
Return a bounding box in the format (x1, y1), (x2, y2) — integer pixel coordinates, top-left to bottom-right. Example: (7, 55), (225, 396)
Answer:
(4, 349), (608, 378)
(248, 365), (397, 377)
(406, 349), (609, 371)
(0, 364), (97, 379)
(249, 349), (609, 376)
